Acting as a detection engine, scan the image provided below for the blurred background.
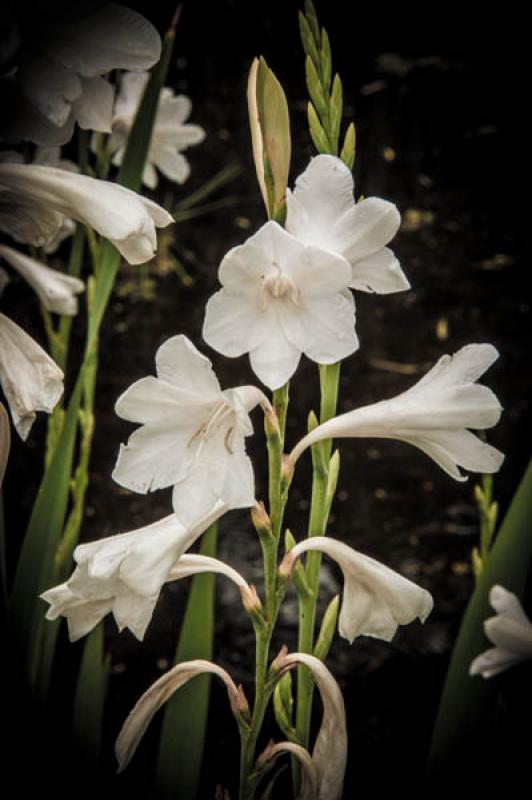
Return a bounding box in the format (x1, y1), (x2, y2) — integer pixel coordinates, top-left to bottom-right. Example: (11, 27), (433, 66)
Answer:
(3, 1), (530, 797)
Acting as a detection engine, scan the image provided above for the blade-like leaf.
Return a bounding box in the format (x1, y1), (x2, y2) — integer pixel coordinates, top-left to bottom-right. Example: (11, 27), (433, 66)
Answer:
(72, 622), (108, 764)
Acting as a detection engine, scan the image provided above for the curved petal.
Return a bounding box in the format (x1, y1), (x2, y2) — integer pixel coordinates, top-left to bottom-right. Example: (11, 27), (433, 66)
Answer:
(283, 245), (352, 297)
(470, 646), (524, 678)
(113, 72), (149, 127)
(154, 334), (222, 399)
(257, 741), (319, 800)
(71, 76), (114, 133)
(156, 93), (192, 126)
(279, 292), (358, 365)
(114, 375), (212, 424)
(203, 289), (273, 357)
(17, 53), (81, 127)
(151, 146), (190, 184)
(350, 247), (410, 294)
(249, 324), (302, 390)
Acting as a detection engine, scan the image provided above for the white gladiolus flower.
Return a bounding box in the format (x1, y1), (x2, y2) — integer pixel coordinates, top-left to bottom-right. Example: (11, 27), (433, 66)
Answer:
(0, 163), (173, 264)
(0, 312), (63, 440)
(290, 344), (504, 481)
(257, 740), (319, 800)
(286, 154), (409, 294)
(281, 537), (433, 643)
(0, 244), (84, 316)
(116, 659), (248, 772)
(109, 72), (206, 188)
(40, 502), (228, 642)
(2, 4), (161, 145)
(112, 335), (269, 526)
(274, 650), (347, 800)
(470, 585), (532, 678)
(203, 220), (358, 390)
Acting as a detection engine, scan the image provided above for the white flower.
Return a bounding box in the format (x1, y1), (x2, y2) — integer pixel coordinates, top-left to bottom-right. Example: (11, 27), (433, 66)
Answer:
(115, 658), (248, 772)
(0, 244), (84, 316)
(2, 4), (161, 145)
(0, 163), (173, 264)
(40, 502), (228, 642)
(203, 220), (357, 390)
(470, 585), (532, 678)
(273, 650), (347, 800)
(281, 536), (433, 643)
(257, 740), (319, 800)
(112, 334), (268, 526)
(109, 72), (206, 189)
(286, 154), (409, 294)
(290, 343), (504, 481)
(0, 312), (63, 440)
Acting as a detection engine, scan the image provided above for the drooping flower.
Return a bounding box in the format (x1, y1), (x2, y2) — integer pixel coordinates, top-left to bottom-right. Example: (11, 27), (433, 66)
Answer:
(108, 72), (206, 188)
(290, 344), (504, 481)
(40, 502), (230, 642)
(280, 536), (433, 643)
(116, 659), (248, 772)
(1, 4), (161, 145)
(0, 312), (63, 440)
(112, 334), (269, 526)
(0, 162), (173, 264)
(273, 650), (347, 800)
(285, 154), (409, 294)
(256, 740), (319, 800)
(202, 220), (357, 390)
(470, 585), (532, 678)
(0, 244), (84, 316)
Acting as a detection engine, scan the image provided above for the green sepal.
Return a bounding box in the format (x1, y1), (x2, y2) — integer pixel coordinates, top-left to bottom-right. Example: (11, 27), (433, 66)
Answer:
(298, 12), (320, 70)
(304, 0), (320, 41)
(320, 29), (332, 91)
(329, 74), (343, 154)
(308, 102), (331, 154)
(273, 671), (297, 741)
(340, 122), (356, 170)
(305, 55), (328, 121)
(313, 594), (340, 661)
(285, 529), (312, 599)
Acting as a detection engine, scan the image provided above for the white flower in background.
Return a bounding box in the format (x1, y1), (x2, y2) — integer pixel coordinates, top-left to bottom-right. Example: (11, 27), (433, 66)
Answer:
(2, 3), (161, 145)
(116, 659), (248, 772)
(290, 344), (504, 481)
(286, 154), (409, 294)
(0, 244), (84, 316)
(112, 335), (268, 526)
(0, 163), (173, 264)
(470, 585), (532, 678)
(281, 536), (433, 643)
(257, 740), (319, 800)
(109, 72), (206, 189)
(40, 501), (229, 642)
(203, 220), (357, 390)
(0, 312), (63, 440)
(274, 650), (347, 800)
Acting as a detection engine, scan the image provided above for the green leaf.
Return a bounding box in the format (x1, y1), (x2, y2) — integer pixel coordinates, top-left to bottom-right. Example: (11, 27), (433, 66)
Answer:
(329, 74), (343, 154)
(298, 12), (320, 70)
(428, 459), (532, 774)
(156, 523), (218, 799)
(313, 595), (339, 661)
(340, 122), (356, 170)
(307, 103), (331, 156)
(305, 55), (328, 121)
(320, 29), (332, 92)
(72, 623), (108, 764)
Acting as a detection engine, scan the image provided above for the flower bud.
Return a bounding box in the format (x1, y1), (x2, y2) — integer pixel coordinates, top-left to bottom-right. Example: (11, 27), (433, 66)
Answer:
(251, 501), (273, 538)
(240, 583), (262, 615)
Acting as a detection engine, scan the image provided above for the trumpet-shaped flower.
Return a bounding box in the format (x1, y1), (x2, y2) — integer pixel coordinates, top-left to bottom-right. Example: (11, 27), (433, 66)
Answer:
(2, 4), (161, 145)
(290, 344), (504, 481)
(116, 659), (248, 771)
(0, 312), (63, 439)
(112, 335), (268, 526)
(273, 650), (347, 800)
(470, 585), (532, 678)
(0, 244), (84, 315)
(109, 72), (206, 188)
(0, 163), (173, 264)
(280, 537), (433, 643)
(285, 154), (409, 294)
(203, 220), (357, 390)
(40, 502), (228, 642)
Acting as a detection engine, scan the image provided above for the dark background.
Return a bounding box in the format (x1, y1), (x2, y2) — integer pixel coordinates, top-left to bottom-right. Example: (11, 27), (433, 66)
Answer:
(3, 1), (530, 798)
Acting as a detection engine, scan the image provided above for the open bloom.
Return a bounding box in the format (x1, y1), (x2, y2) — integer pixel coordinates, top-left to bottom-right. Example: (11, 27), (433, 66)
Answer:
(0, 162), (173, 264)
(290, 344), (504, 481)
(470, 585), (532, 678)
(0, 312), (63, 439)
(112, 335), (268, 526)
(109, 72), (206, 188)
(40, 502), (229, 642)
(2, 4), (161, 145)
(281, 537), (433, 643)
(203, 220), (357, 390)
(116, 659), (248, 772)
(273, 650), (347, 800)
(0, 244), (84, 315)
(286, 154), (409, 294)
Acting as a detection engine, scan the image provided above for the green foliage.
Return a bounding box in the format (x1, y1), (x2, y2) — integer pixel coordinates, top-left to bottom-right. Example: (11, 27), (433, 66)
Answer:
(313, 595), (340, 661)
(72, 623), (108, 764)
(273, 672), (297, 741)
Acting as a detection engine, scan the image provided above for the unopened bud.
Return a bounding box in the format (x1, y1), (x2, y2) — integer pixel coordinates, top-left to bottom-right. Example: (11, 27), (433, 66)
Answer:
(251, 501), (273, 537)
(278, 551), (296, 581)
(240, 583), (262, 615)
(264, 406), (281, 439)
(281, 454), (294, 491)
(229, 683), (251, 723)
(269, 644), (289, 675)
(474, 484), (484, 505)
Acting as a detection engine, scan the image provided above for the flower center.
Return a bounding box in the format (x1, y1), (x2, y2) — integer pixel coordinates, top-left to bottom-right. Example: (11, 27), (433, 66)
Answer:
(258, 263), (300, 311)
(187, 401), (236, 454)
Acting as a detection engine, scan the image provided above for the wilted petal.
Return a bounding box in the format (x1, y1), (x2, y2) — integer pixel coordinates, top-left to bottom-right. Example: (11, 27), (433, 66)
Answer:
(71, 76), (114, 133)
(0, 402), (10, 488)
(257, 741), (319, 800)
(115, 659), (242, 772)
(0, 244), (84, 315)
(0, 312), (63, 439)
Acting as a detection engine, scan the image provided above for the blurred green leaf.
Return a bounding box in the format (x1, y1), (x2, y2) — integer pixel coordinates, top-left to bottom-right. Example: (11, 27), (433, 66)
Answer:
(72, 623), (108, 763)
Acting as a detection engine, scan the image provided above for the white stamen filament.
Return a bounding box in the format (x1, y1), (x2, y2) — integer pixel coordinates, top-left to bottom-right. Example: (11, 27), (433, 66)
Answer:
(258, 263), (300, 311)
(187, 400), (235, 454)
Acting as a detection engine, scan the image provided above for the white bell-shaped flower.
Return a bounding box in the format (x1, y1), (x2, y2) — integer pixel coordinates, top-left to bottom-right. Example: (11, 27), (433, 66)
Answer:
(290, 344), (504, 481)
(112, 334), (268, 526)
(286, 154), (409, 294)
(203, 220), (357, 390)
(0, 312), (63, 440)
(470, 585), (532, 678)
(280, 536), (433, 643)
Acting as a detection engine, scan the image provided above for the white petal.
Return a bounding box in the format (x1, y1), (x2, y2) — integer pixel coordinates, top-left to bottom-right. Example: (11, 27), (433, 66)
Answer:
(414, 344), (500, 391)
(17, 53), (82, 127)
(203, 288), (273, 357)
(249, 324), (302, 390)
(489, 585), (532, 624)
(0, 81), (75, 146)
(113, 72), (149, 128)
(279, 292), (358, 365)
(71, 76), (114, 133)
(0, 193), (65, 250)
(156, 93), (192, 126)
(0, 313), (63, 439)
(257, 741), (319, 800)
(485, 616), (532, 656)
(114, 375), (211, 424)
(349, 247), (410, 294)
(470, 647), (524, 678)
(154, 335), (222, 399)
(283, 245), (352, 297)
(167, 554), (248, 590)
(400, 429), (505, 479)
(151, 146), (190, 184)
